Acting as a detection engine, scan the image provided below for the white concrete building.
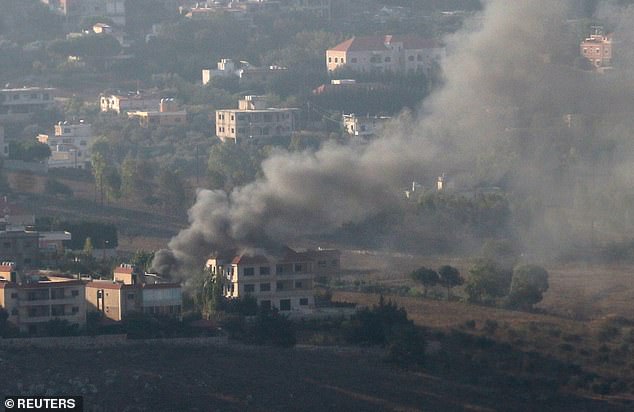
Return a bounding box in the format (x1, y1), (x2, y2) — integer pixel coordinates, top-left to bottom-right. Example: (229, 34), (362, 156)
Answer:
(37, 121), (94, 169)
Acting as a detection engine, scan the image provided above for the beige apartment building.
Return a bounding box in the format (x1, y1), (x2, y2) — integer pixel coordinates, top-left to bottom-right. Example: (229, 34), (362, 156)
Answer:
(85, 264), (182, 321)
(206, 247), (339, 313)
(216, 96), (298, 143)
(100, 92), (161, 114)
(581, 29), (612, 69)
(127, 98), (187, 128)
(326, 35), (444, 74)
(0, 267), (86, 334)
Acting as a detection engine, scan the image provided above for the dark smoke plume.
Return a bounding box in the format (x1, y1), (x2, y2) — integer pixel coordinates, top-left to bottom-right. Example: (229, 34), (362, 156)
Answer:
(154, 0), (634, 277)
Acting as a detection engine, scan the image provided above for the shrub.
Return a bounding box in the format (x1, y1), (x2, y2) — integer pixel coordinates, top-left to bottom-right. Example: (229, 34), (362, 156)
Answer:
(344, 296), (412, 346)
(245, 309), (296, 347)
(464, 319), (476, 329)
(483, 319), (499, 335)
(597, 323), (621, 342)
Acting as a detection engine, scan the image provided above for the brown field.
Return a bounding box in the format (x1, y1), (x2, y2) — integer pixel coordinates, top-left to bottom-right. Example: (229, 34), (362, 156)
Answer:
(0, 343), (629, 412)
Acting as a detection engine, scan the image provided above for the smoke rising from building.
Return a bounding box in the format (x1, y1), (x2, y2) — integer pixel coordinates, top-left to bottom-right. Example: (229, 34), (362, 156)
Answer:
(153, 0), (634, 277)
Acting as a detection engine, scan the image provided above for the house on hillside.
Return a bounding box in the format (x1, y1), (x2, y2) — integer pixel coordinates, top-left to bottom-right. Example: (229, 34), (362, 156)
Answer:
(0, 268), (86, 335)
(326, 35), (444, 74)
(206, 247), (333, 313)
(85, 264), (182, 321)
(215, 95), (299, 143)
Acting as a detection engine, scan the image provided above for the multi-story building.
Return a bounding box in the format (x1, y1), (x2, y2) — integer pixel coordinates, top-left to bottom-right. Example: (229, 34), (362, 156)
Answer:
(580, 28), (612, 70)
(85, 264), (182, 321)
(37, 121), (94, 169)
(206, 247), (318, 313)
(215, 96), (299, 143)
(326, 35), (444, 74)
(127, 98), (187, 128)
(202, 59), (287, 85)
(342, 113), (391, 137)
(100, 91), (161, 114)
(0, 229), (40, 268)
(0, 87), (56, 123)
(0, 270), (86, 335)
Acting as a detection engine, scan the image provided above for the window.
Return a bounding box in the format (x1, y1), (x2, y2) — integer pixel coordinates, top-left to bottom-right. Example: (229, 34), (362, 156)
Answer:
(295, 281), (303, 289)
(63, 128), (71, 134)
(300, 298), (308, 306)
(30, 93), (38, 99)
(276, 264), (284, 274)
(276, 281), (284, 291)
(351, 57), (357, 63)
(10, 293), (17, 299)
(72, 306), (79, 314)
(11, 308), (18, 316)
(80, 140), (87, 146)
(259, 266), (270, 275)
(244, 284), (255, 293)
(260, 300), (271, 310)
(385, 57), (391, 62)
(51, 305), (64, 316)
(294, 264), (303, 273)
(260, 283), (270, 292)
(408, 55), (415, 61)
(3, 242), (11, 248)
(127, 293), (135, 300)
(328, 57), (332, 63)
(71, 290), (79, 297)
(279, 299), (291, 311)
(51, 289), (65, 300)
(231, 115), (234, 120)
(243, 267), (255, 276)
(417, 54), (423, 61)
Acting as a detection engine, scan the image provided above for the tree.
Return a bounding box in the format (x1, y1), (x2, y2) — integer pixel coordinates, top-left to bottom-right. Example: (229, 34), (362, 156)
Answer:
(83, 237), (94, 257)
(131, 250), (155, 273)
(438, 265), (463, 300)
(8, 140), (51, 162)
(410, 266), (439, 297)
(91, 152), (107, 205)
(507, 264), (549, 310)
(465, 258), (512, 304)
(156, 167), (186, 214)
(104, 167), (121, 201)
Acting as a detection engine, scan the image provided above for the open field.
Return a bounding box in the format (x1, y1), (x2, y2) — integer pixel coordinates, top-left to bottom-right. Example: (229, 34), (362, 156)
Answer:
(0, 342), (629, 412)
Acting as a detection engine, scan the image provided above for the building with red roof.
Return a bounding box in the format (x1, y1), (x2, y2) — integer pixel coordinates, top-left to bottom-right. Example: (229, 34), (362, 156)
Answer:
(326, 34), (444, 74)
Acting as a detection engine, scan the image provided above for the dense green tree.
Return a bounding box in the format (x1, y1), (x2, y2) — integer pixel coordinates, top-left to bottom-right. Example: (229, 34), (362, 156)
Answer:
(410, 266), (440, 297)
(91, 152), (107, 205)
(104, 167), (122, 201)
(8, 140), (51, 162)
(207, 143), (261, 190)
(131, 250), (155, 273)
(465, 258), (512, 304)
(507, 264), (550, 310)
(156, 167), (186, 214)
(438, 265), (463, 299)
(48, 34), (121, 58)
